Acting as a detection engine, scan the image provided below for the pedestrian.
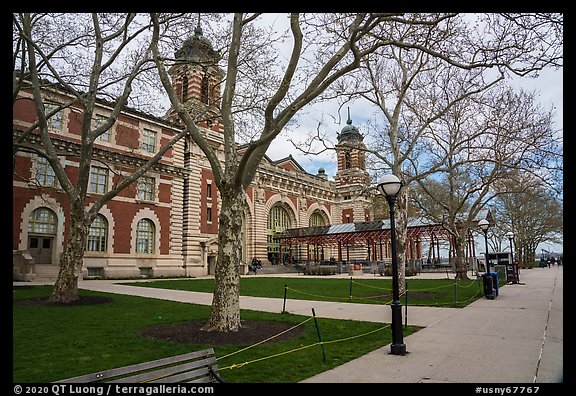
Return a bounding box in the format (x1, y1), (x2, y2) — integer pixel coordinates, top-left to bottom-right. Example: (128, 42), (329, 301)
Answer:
(546, 257), (551, 268)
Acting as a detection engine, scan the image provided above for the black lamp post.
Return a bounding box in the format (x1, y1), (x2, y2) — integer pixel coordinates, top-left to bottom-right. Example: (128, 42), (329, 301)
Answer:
(505, 231), (519, 283)
(378, 174), (406, 356)
(505, 231), (514, 264)
(478, 219), (491, 274)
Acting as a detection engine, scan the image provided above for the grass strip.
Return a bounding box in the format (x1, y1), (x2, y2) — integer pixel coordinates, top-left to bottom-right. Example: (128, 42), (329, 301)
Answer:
(13, 285), (419, 383)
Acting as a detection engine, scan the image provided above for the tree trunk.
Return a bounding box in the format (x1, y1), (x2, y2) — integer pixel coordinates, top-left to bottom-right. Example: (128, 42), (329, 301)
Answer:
(49, 200), (87, 303)
(203, 188), (245, 332)
(453, 232), (470, 280)
(395, 188), (408, 294)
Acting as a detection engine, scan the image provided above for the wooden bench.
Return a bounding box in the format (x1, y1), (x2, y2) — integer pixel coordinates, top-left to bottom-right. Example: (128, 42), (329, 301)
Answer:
(54, 348), (224, 383)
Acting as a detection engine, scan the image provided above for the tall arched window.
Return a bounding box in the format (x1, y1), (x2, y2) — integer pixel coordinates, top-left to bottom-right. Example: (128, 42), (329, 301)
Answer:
(136, 219), (155, 254)
(200, 73), (210, 104)
(86, 215), (107, 252)
(27, 207), (57, 264)
(309, 211), (327, 262)
(181, 74), (189, 102)
(267, 205), (291, 264)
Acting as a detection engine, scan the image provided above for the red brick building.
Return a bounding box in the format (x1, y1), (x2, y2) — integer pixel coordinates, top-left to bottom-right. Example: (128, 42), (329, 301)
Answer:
(13, 26), (377, 280)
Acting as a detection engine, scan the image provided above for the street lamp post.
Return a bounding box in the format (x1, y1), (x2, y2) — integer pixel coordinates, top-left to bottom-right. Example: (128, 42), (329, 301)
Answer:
(505, 231), (514, 264)
(478, 219), (494, 299)
(505, 231), (519, 283)
(478, 219), (491, 274)
(378, 174), (406, 356)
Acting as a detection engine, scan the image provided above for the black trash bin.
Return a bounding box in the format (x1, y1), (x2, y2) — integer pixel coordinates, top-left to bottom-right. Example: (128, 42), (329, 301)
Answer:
(490, 271), (499, 297)
(482, 273), (495, 299)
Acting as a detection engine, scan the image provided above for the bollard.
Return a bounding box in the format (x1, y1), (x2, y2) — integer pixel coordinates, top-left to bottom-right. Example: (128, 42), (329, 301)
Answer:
(312, 308), (326, 363)
(349, 276), (353, 300)
(282, 284), (287, 313)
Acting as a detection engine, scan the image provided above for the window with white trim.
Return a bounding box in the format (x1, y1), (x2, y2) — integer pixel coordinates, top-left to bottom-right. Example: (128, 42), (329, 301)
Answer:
(136, 219), (155, 254)
(137, 176), (156, 202)
(141, 129), (157, 153)
(89, 166), (108, 194)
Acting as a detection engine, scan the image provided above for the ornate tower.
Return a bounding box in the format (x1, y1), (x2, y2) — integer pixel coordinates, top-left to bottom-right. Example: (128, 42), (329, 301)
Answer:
(334, 109), (372, 224)
(166, 20), (224, 133)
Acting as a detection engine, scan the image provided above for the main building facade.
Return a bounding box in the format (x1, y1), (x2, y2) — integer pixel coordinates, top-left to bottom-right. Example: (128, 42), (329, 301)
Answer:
(12, 27), (375, 280)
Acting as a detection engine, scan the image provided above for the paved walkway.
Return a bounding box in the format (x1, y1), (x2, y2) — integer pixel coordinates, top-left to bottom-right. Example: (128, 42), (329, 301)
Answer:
(302, 266), (563, 383)
(16, 266), (562, 383)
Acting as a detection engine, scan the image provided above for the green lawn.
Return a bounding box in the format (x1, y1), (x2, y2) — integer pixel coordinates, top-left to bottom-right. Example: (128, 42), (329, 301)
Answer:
(124, 276), (494, 308)
(13, 285), (420, 383)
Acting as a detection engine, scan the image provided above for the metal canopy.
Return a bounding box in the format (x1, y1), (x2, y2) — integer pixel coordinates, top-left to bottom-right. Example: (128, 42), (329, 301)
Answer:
(274, 217), (450, 246)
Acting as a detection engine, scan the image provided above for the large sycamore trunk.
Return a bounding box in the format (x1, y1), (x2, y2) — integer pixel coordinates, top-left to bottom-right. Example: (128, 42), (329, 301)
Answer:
(395, 189), (408, 295)
(49, 201), (87, 303)
(203, 189), (245, 332)
(453, 233), (470, 280)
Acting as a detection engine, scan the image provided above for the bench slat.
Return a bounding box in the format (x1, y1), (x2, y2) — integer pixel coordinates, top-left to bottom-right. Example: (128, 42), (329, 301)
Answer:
(111, 357), (217, 383)
(54, 348), (217, 383)
(147, 366), (216, 383)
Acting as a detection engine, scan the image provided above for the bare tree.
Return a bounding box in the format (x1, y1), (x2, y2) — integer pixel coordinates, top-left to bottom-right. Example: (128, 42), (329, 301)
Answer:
(413, 84), (561, 278)
(12, 13), (187, 302)
(319, 13), (562, 289)
(151, 12), (418, 332)
(492, 174), (563, 267)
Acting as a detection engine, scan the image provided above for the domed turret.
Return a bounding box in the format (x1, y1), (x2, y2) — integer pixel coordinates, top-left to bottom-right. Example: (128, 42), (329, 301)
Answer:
(337, 108), (363, 143)
(174, 20), (220, 63)
(316, 167), (328, 180)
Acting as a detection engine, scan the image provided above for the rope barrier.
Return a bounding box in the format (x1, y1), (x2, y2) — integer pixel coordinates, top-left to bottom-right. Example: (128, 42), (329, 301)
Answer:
(218, 316), (314, 362)
(217, 278), (485, 373)
(283, 279), (482, 311)
(218, 320), (391, 371)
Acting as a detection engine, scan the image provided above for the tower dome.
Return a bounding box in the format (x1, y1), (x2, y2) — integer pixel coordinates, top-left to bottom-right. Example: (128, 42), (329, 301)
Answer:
(337, 108), (363, 143)
(174, 19), (220, 63)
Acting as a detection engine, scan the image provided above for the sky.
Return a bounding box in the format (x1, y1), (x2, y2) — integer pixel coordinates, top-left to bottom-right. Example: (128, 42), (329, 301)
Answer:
(259, 17), (564, 255)
(157, 13), (564, 254)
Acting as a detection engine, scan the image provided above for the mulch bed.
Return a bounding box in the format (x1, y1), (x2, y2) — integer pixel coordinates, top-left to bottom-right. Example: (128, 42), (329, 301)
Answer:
(14, 290), (305, 346)
(140, 320), (306, 345)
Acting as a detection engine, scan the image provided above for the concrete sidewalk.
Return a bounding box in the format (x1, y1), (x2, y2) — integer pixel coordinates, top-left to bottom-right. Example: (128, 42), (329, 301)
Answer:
(302, 266), (563, 383)
(18, 266), (562, 383)
(77, 276), (460, 328)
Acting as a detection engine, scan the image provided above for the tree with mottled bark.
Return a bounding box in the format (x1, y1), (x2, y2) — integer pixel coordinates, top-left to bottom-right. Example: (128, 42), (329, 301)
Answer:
(12, 13), (187, 303)
(151, 13), (561, 332)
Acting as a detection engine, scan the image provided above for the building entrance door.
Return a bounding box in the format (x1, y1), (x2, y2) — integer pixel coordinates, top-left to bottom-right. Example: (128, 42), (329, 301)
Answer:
(28, 235), (54, 264)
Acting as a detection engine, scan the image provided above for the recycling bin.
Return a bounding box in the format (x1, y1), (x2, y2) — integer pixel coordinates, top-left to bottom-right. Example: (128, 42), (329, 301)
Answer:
(490, 271), (499, 297)
(482, 273), (496, 299)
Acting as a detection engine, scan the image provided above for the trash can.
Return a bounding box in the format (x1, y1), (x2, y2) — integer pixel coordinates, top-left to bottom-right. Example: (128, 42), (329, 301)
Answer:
(490, 271), (499, 297)
(482, 273), (496, 299)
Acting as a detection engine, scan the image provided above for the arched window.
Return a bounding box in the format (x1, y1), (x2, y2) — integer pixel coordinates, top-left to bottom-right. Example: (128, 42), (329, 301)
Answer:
(267, 205), (291, 263)
(344, 152), (351, 169)
(27, 207), (57, 264)
(28, 208), (57, 234)
(86, 215), (107, 252)
(200, 73), (210, 104)
(136, 219), (155, 254)
(181, 74), (189, 102)
(309, 211), (326, 227)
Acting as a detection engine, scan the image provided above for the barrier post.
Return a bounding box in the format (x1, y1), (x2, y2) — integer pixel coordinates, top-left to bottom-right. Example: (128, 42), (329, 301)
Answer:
(312, 308), (326, 363)
(282, 284), (287, 313)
